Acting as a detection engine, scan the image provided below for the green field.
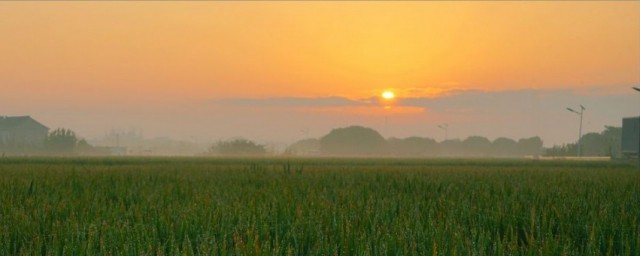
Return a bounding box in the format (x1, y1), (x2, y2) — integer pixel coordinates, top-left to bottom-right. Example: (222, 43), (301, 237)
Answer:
(0, 158), (638, 255)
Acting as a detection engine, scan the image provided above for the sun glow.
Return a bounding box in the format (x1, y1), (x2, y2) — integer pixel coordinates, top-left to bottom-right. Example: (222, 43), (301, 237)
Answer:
(382, 91), (395, 100)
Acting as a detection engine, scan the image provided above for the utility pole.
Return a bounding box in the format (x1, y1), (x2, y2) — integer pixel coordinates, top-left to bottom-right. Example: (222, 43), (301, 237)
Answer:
(633, 87), (640, 168)
(438, 124), (449, 141)
(567, 105), (586, 157)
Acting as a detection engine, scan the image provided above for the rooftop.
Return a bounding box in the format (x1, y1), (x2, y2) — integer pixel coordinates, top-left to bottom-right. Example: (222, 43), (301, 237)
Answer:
(0, 116), (49, 130)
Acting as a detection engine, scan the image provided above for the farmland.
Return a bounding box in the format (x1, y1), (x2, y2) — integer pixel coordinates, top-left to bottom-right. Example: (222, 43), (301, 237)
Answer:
(0, 158), (638, 255)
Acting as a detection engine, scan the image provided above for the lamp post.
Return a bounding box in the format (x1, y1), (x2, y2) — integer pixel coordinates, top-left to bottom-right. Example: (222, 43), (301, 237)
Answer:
(567, 105), (586, 157)
(634, 87), (640, 167)
(437, 124), (449, 141)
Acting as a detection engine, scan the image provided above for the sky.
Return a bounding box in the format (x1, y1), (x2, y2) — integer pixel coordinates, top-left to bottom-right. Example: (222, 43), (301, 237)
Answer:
(1, 1), (639, 147)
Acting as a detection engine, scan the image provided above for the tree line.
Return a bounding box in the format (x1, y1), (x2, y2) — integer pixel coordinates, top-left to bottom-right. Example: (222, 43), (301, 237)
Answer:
(2, 125), (622, 158)
(544, 126), (621, 157)
(0, 128), (95, 156)
(217, 125), (622, 158)
(294, 126), (543, 157)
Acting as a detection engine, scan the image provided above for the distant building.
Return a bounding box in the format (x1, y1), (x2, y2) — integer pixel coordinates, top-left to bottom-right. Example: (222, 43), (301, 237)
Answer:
(0, 116), (49, 146)
(622, 116), (640, 157)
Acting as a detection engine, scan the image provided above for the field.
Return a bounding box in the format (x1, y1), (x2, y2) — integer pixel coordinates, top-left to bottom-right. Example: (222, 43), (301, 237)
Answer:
(0, 158), (638, 255)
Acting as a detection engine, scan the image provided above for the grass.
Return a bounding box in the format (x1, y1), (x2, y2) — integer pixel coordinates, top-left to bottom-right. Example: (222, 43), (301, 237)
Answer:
(0, 157), (638, 255)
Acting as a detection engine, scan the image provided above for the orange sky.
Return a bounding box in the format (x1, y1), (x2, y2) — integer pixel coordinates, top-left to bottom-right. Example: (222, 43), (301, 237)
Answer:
(1, 2), (639, 145)
(1, 1), (638, 103)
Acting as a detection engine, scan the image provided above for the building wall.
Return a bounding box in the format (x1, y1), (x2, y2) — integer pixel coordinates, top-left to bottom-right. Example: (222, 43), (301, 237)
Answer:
(622, 117), (640, 155)
(0, 131), (8, 142)
(0, 121), (48, 148)
(10, 127), (48, 145)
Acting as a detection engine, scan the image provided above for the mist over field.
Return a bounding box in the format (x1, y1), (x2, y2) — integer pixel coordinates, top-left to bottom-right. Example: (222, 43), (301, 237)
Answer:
(2, 86), (638, 157)
(1, 1), (639, 157)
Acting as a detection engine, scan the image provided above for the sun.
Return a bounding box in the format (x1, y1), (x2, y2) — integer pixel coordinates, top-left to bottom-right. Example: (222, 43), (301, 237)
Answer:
(382, 91), (395, 100)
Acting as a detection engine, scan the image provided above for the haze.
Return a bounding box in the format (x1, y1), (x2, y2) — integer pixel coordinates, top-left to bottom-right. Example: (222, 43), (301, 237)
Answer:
(1, 1), (639, 147)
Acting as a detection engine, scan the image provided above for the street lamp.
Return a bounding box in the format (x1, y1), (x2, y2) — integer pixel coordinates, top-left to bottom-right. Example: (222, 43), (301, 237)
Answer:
(437, 123), (449, 141)
(567, 105), (586, 157)
(634, 87), (640, 167)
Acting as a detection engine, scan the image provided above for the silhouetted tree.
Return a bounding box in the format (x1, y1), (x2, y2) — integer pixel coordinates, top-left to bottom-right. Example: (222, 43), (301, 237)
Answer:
(600, 126), (622, 158)
(545, 126), (621, 157)
(45, 128), (78, 155)
(387, 137), (439, 157)
(210, 139), (267, 156)
(439, 139), (463, 157)
(545, 143), (577, 157)
(492, 137), (518, 157)
(579, 133), (609, 156)
(285, 138), (320, 156)
(320, 126), (387, 156)
(517, 136), (543, 156)
(462, 136), (492, 156)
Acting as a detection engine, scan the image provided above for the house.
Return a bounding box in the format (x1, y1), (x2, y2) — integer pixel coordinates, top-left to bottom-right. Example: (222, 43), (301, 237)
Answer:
(0, 116), (49, 146)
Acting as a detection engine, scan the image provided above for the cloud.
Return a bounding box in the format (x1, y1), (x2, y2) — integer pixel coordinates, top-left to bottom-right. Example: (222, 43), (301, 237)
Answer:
(396, 86), (639, 116)
(212, 85), (639, 118)
(214, 97), (371, 107)
(398, 89), (542, 114)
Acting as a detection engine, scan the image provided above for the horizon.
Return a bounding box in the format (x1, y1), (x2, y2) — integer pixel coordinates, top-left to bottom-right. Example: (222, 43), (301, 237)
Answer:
(2, 1), (639, 147)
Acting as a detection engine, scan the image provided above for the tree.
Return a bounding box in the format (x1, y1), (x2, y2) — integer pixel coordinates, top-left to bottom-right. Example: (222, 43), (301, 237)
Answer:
(579, 132), (608, 156)
(492, 137), (518, 157)
(320, 126), (387, 156)
(462, 136), (492, 156)
(600, 126), (622, 158)
(285, 138), (320, 156)
(45, 128), (78, 155)
(577, 127), (622, 157)
(545, 126), (621, 158)
(387, 137), (439, 157)
(439, 139), (463, 157)
(210, 139), (267, 156)
(517, 136), (543, 156)
(545, 143), (577, 157)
